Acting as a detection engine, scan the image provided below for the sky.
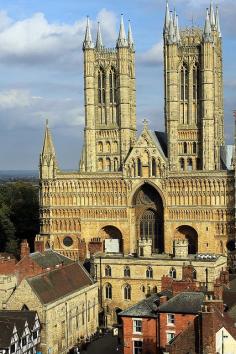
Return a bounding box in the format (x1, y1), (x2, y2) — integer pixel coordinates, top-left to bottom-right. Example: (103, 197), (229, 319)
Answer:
(0, 0), (235, 170)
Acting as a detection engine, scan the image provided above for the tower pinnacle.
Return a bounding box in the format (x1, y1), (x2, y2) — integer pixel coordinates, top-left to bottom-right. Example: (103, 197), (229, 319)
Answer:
(215, 5), (222, 38)
(96, 22), (103, 49)
(41, 120), (56, 157)
(203, 9), (212, 42)
(164, 0), (170, 34)
(83, 17), (94, 50)
(117, 14), (128, 48)
(209, 1), (216, 27)
(128, 20), (134, 49)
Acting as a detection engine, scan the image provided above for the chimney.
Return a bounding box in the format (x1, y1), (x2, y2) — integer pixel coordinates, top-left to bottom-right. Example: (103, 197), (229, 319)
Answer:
(159, 295), (168, 304)
(20, 239), (30, 259)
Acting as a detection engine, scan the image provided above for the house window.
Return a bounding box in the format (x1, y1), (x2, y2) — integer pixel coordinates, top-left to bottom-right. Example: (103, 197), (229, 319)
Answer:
(169, 267), (176, 279)
(133, 319), (142, 333)
(105, 283), (112, 299)
(167, 332), (175, 343)
(124, 284), (131, 300)
(167, 313), (175, 325)
(22, 336), (27, 346)
(10, 344), (15, 353)
(133, 340), (143, 354)
(32, 330), (38, 340)
(146, 266), (153, 279)
(105, 265), (112, 277)
(124, 266), (130, 278)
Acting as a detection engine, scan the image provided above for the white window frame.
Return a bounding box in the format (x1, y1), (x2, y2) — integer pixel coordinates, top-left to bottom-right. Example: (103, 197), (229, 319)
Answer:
(166, 331), (175, 344)
(167, 313), (175, 325)
(132, 339), (143, 354)
(133, 318), (142, 334)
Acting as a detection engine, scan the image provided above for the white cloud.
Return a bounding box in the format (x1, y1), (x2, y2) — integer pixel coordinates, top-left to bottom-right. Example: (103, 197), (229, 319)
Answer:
(138, 41), (163, 66)
(0, 89), (32, 109)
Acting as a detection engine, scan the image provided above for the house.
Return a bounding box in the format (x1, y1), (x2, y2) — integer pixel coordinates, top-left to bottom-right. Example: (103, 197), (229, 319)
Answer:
(6, 263), (99, 354)
(0, 310), (40, 354)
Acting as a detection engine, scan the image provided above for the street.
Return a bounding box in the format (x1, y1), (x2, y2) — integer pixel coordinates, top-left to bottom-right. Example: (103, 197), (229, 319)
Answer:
(80, 333), (122, 354)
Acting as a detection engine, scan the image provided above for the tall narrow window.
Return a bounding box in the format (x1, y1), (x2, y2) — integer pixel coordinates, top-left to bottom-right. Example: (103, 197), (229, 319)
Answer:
(105, 283), (112, 299)
(180, 158), (184, 171)
(110, 68), (117, 104)
(181, 64), (189, 101)
(152, 158), (157, 177)
(137, 158), (142, 177)
(124, 284), (131, 300)
(193, 66), (197, 100)
(98, 68), (105, 105)
(146, 266), (153, 279)
(124, 266), (130, 278)
(193, 142), (197, 154)
(183, 142), (187, 154)
(187, 158), (193, 171)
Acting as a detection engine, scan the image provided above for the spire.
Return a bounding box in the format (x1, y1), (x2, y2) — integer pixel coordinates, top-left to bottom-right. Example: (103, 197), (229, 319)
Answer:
(128, 20), (134, 49)
(176, 15), (181, 43)
(168, 12), (177, 44)
(173, 8), (177, 28)
(83, 17), (94, 50)
(203, 9), (212, 42)
(117, 14), (128, 48)
(41, 120), (56, 157)
(215, 5), (222, 38)
(209, 1), (216, 27)
(164, 0), (170, 34)
(96, 22), (103, 49)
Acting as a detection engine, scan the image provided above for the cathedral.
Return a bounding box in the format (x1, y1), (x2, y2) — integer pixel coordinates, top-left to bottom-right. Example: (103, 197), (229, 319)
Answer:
(36, 2), (235, 263)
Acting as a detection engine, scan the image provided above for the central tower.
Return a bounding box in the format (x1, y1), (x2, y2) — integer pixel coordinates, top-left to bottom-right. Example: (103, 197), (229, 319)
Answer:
(80, 17), (136, 173)
(164, 2), (224, 172)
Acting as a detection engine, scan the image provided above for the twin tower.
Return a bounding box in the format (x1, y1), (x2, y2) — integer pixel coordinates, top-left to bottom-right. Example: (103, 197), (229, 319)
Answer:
(77, 2), (224, 174)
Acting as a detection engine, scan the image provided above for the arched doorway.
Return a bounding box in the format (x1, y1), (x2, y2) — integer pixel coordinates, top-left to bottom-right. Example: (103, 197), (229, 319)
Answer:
(133, 183), (164, 253)
(175, 225), (198, 254)
(98, 225), (123, 253)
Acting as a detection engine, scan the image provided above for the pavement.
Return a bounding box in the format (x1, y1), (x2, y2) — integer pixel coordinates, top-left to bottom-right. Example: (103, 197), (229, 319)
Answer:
(80, 333), (122, 354)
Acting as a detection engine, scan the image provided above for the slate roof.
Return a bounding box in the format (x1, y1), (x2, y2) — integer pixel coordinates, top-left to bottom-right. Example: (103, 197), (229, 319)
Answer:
(27, 262), (94, 304)
(119, 290), (172, 318)
(154, 131), (168, 157)
(30, 249), (73, 268)
(0, 310), (37, 348)
(158, 292), (205, 314)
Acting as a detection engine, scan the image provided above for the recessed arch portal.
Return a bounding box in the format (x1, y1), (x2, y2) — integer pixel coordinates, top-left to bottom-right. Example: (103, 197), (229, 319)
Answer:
(132, 183), (164, 253)
(175, 225), (198, 254)
(98, 225), (123, 253)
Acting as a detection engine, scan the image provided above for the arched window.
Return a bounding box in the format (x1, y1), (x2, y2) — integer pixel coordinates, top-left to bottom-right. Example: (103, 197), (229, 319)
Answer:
(187, 158), (193, 171)
(114, 158), (118, 171)
(141, 285), (145, 293)
(193, 65), (200, 100)
(124, 284), (131, 300)
(105, 265), (111, 277)
(152, 158), (157, 177)
(113, 141), (118, 153)
(181, 64), (189, 101)
(140, 209), (157, 241)
(146, 266), (153, 279)
(98, 141), (103, 152)
(106, 141), (111, 153)
(109, 68), (117, 104)
(193, 269), (197, 280)
(183, 142), (187, 154)
(105, 283), (112, 299)
(106, 158), (111, 172)
(169, 267), (176, 279)
(137, 158), (142, 177)
(153, 286), (157, 293)
(124, 266), (130, 278)
(98, 158), (103, 171)
(180, 158), (185, 171)
(193, 142), (197, 154)
(98, 68), (105, 105)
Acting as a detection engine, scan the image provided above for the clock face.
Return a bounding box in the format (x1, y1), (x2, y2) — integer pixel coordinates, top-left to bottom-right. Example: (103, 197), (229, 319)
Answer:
(63, 236), (73, 247)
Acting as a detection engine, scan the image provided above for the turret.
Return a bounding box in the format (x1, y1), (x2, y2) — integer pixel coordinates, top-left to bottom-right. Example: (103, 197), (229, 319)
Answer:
(128, 20), (134, 50)
(163, 0), (170, 35)
(116, 14), (128, 48)
(215, 6), (222, 38)
(209, 1), (215, 27)
(83, 17), (94, 50)
(96, 22), (103, 50)
(40, 120), (57, 179)
(203, 9), (213, 42)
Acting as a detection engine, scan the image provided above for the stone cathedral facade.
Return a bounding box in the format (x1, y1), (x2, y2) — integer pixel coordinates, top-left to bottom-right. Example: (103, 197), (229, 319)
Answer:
(36, 3), (235, 261)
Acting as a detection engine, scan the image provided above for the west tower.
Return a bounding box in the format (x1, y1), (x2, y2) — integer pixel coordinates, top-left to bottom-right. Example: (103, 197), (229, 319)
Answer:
(164, 2), (224, 172)
(80, 17), (136, 173)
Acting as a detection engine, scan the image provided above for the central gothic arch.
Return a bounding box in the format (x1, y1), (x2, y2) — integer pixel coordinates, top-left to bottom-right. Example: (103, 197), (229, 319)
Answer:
(132, 183), (164, 253)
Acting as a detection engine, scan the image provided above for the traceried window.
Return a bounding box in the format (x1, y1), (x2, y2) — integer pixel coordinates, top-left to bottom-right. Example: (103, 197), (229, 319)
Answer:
(146, 266), (153, 279)
(124, 266), (130, 278)
(105, 283), (112, 299)
(169, 267), (176, 279)
(105, 265), (112, 277)
(98, 68), (105, 105)
(193, 65), (200, 100)
(109, 68), (117, 104)
(124, 284), (131, 300)
(140, 209), (156, 240)
(181, 63), (188, 101)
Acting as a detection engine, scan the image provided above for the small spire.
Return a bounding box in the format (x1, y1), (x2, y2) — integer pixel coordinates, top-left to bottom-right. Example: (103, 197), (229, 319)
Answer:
(173, 9), (177, 28)
(176, 15), (181, 43)
(83, 16), (94, 50)
(168, 12), (177, 44)
(42, 120), (56, 157)
(203, 9), (212, 42)
(117, 14), (128, 48)
(215, 5), (222, 38)
(164, 0), (170, 34)
(128, 20), (134, 49)
(96, 22), (103, 49)
(209, 1), (216, 27)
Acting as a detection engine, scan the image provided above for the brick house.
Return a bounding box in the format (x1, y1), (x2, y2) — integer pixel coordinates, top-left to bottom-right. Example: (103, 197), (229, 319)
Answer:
(6, 263), (99, 354)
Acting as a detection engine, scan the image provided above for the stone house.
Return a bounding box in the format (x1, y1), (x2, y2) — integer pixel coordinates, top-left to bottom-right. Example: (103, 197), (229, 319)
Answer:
(6, 263), (99, 354)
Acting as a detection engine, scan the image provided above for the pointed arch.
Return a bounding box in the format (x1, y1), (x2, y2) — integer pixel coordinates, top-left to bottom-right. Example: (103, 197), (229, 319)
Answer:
(98, 67), (105, 105)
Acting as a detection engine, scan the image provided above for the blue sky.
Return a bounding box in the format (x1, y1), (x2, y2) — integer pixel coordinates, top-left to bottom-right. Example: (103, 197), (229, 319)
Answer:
(0, 0), (235, 170)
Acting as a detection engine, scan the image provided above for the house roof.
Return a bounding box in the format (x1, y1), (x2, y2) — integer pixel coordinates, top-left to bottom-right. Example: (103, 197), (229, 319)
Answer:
(27, 262), (94, 304)
(158, 292), (205, 314)
(29, 249), (73, 268)
(119, 290), (172, 318)
(0, 310), (37, 348)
